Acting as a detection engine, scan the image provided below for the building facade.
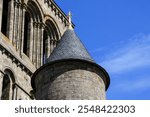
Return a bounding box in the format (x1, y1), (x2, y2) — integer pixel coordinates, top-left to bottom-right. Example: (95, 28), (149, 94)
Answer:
(0, 0), (110, 100)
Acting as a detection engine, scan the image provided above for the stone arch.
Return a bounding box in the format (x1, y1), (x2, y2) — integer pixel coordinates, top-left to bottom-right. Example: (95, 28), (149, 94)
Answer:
(22, 0), (44, 68)
(44, 15), (61, 39)
(27, 0), (43, 22)
(4, 69), (15, 83)
(1, 68), (16, 100)
(43, 16), (61, 64)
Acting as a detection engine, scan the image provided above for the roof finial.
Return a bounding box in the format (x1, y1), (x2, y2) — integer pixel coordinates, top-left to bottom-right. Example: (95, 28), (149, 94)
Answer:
(68, 11), (73, 30)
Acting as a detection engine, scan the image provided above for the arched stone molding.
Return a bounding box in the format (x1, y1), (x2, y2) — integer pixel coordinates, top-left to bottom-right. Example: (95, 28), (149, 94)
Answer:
(43, 16), (61, 64)
(0, 68), (17, 100)
(12, 0), (25, 51)
(27, 1), (43, 22)
(23, 0), (44, 68)
(44, 15), (61, 39)
(43, 0), (75, 30)
(26, 0), (44, 20)
(1, 0), (66, 69)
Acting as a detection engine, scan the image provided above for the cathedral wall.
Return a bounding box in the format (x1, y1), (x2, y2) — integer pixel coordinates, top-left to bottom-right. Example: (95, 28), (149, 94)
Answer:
(0, 0), (69, 69)
(0, 50), (33, 100)
(0, 0), (76, 100)
(37, 0), (68, 35)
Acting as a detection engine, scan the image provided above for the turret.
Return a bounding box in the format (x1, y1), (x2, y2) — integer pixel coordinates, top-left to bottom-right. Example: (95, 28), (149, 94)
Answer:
(31, 13), (110, 100)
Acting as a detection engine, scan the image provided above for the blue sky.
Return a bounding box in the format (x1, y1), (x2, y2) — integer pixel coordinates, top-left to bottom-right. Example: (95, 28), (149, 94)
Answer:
(55, 0), (150, 100)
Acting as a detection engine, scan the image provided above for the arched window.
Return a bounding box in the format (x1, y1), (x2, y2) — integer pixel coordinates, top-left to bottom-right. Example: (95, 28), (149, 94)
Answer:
(26, 1), (43, 67)
(1, 74), (10, 100)
(1, 0), (9, 36)
(23, 12), (30, 56)
(43, 20), (60, 64)
(1, 69), (15, 100)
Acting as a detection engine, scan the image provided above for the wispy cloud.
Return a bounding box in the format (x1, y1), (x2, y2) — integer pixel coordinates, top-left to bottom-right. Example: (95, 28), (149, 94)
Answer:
(114, 77), (150, 92)
(100, 33), (150, 74)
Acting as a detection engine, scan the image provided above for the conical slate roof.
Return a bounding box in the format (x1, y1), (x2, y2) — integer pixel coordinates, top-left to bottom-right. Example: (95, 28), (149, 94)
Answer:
(47, 29), (94, 63)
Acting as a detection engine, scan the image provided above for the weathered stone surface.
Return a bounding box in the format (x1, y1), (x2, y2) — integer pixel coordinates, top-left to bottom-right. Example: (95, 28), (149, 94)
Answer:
(0, 0), (110, 100)
(33, 60), (108, 100)
(0, 48), (32, 99)
(0, 0), (69, 100)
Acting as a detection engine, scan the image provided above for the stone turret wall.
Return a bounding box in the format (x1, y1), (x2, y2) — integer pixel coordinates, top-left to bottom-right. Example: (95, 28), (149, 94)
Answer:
(33, 60), (106, 100)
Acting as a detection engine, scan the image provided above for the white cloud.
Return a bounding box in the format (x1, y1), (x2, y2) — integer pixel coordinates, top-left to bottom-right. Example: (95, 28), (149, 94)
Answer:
(100, 34), (150, 74)
(114, 78), (150, 92)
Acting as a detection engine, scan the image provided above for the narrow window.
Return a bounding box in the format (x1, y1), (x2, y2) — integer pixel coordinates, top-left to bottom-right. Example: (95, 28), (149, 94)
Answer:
(23, 12), (30, 56)
(1, 0), (9, 36)
(1, 74), (11, 100)
(1, 69), (15, 100)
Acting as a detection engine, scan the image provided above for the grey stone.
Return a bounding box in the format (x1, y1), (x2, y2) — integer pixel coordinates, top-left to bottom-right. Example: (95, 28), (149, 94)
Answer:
(0, 0), (110, 100)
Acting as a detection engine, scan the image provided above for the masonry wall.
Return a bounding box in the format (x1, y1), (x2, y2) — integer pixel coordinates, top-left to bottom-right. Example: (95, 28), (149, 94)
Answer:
(0, 49), (32, 100)
(0, 0), (69, 100)
(33, 60), (106, 100)
(0, 0), (69, 68)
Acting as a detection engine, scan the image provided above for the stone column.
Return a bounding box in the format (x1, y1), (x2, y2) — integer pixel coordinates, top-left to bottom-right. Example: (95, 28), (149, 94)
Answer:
(36, 23), (40, 68)
(17, 3), (22, 52)
(46, 36), (51, 58)
(0, 0), (3, 32)
(40, 25), (44, 66)
(9, 82), (13, 100)
(13, 1), (18, 48)
(50, 39), (54, 54)
(52, 39), (56, 53)
(20, 5), (25, 55)
(15, 3), (19, 50)
(53, 40), (57, 48)
(32, 22), (38, 66)
(12, 84), (17, 100)
(29, 20), (34, 61)
(7, 0), (14, 42)
(0, 72), (4, 99)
